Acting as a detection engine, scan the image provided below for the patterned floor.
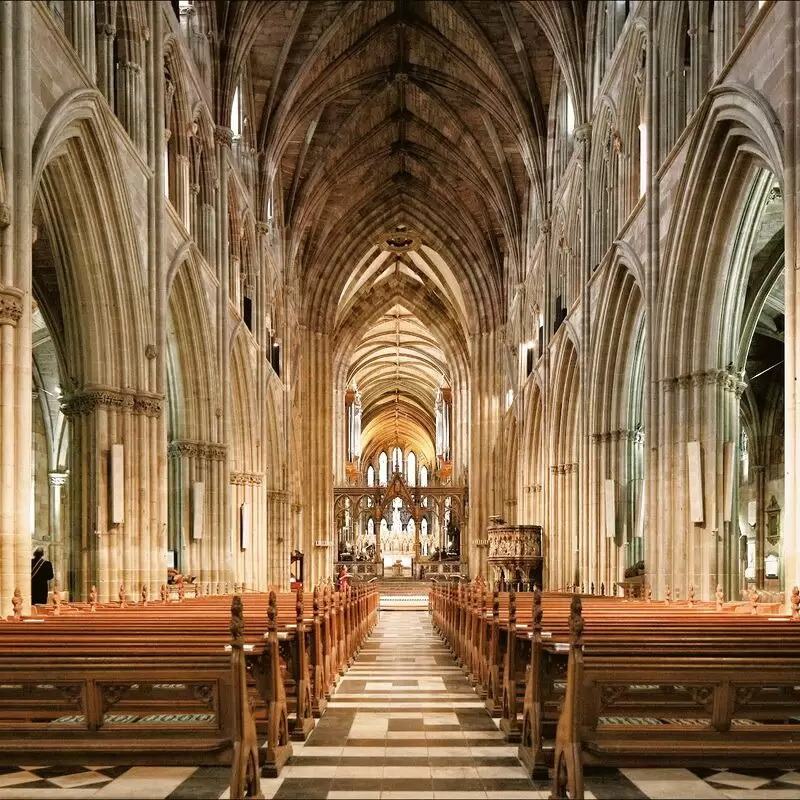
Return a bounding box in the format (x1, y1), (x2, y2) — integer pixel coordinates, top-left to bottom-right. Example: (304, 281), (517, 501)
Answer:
(2, 610), (800, 798)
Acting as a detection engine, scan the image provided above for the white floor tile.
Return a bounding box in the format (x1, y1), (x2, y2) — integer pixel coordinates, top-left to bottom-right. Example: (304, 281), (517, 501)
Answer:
(92, 767), (196, 800)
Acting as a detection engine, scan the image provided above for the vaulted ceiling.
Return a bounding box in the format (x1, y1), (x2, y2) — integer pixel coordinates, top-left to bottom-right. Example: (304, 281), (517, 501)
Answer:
(212, 0), (585, 463)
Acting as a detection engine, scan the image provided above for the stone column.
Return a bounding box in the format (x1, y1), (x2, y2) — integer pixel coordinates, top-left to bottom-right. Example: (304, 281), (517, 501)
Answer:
(0, 1), (33, 616)
(95, 20), (116, 106)
(645, 6), (664, 599)
(300, 326), (334, 584)
(215, 125), (232, 586)
(752, 465), (766, 589)
(66, 0), (96, 82)
(712, 1), (743, 80)
(47, 471), (68, 559)
(575, 123), (592, 588)
(175, 154), (190, 229)
(469, 330), (500, 579)
(783, 0), (800, 609)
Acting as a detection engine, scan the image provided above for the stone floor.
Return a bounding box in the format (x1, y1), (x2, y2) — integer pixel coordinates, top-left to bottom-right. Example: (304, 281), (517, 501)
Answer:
(2, 610), (800, 798)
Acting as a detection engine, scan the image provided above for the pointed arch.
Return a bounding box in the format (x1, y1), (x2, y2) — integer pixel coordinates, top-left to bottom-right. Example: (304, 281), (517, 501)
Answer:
(32, 88), (150, 388)
(658, 84), (783, 378)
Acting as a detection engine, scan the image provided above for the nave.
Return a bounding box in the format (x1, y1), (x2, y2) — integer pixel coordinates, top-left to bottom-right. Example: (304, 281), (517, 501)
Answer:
(2, 610), (800, 800)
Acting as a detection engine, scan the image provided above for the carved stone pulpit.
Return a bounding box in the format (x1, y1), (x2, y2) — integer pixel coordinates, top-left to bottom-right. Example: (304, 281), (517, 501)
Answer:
(487, 522), (543, 588)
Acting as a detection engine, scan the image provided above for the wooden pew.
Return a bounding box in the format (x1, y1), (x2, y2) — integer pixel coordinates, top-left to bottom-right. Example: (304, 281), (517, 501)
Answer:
(0, 583), (379, 778)
(540, 596), (800, 798)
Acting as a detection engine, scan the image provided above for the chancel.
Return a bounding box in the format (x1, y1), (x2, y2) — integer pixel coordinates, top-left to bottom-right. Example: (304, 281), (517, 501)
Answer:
(1, 1), (800, 799)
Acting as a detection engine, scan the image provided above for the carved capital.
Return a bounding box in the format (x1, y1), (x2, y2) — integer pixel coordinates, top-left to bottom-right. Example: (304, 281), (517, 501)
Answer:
(168, 440), (228, 462)
(133, 394), (162, 417)
(230, 471), (263, 486)
(48, 471), (68, 487)
(0, 286), (24, 326)
(62, 388), (163, 418)
(0, 203), (10, 228)
(214, 126), (233, 148)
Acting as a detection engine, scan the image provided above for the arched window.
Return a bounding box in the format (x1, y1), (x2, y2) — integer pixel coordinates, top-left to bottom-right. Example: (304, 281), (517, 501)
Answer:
(420, 465), (428, 487)
(392, 447), (403, 474)
(421, 517), (428, 536)
(367, 465), (375, 487)
(406, 452), (417, 485)
(231, 84), (243, 139)
(378, 452), (388, 485)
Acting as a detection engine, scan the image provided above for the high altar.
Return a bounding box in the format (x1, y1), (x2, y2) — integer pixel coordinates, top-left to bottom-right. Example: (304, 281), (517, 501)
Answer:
(334, 471), (466, 580)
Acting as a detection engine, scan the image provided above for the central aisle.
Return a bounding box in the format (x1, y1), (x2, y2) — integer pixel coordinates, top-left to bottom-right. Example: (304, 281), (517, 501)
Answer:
(271, 609), (538, 799)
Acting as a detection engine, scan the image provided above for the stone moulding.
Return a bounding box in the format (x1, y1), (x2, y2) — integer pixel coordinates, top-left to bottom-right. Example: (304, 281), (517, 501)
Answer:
(230, 471), (263, 486)
(0, 285), (24, 326)
(168, 440), (227, 461)
(661, 368), (747, 397)
(61, 388), (164, 417)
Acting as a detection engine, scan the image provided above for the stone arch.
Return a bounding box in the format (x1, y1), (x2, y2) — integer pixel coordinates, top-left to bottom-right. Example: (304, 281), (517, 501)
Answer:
(652, 85), (783, 601)
(589, 255), (645, 590)
(589, 97), (619, 269)
(230, 328), (263, 589)
(165, 252), (219, 585)
(548, 333), (580, 590)
(658, 84), (783, 379)
(521, 377), (544, 525)
(166, 252), (218, 442)
(32, 89), (150, 388)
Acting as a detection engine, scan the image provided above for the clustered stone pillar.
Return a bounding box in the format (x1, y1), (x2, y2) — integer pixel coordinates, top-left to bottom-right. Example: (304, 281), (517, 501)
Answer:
(300, 327), (334, 584)
(469, 330), (500, 580)
(576, 121), (592, 591)
(62, 391), (164, 604)
(47, 471), (68, 562)
(267, 489), (290, 590)
(783, 0), (800, 611)
(95, 17), (115, 106)
(0, 1), (33, 617)
(168, 440), (227, 592)
(66, 0), (96, 81)
(215, 125), (232, 587)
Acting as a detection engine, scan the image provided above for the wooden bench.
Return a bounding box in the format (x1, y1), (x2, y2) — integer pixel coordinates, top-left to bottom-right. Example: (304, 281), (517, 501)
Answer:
(549, 595), (800, 798)
(0, 584), (379, 781)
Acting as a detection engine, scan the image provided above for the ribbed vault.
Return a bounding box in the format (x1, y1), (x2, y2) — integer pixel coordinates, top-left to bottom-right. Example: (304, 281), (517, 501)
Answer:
(216, 0), (582, 332)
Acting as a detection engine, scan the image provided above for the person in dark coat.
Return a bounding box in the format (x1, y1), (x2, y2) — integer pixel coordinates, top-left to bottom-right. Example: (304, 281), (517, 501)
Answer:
(31, 547), (54, 605)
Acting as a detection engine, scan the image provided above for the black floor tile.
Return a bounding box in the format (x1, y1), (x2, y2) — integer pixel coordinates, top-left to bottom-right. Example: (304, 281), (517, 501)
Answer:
(166, 766), (230, 800)
(481, 777), (539, 791)
(585, 772), (650, 800)
(432, 778), (486, 792)
(273, 778), (332, 799)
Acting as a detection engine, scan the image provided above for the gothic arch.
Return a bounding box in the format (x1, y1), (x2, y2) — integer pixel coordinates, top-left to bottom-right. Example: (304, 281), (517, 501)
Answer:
(548, 333), (581, 590)
(32, 88), (150, 388)
(658, 84), (784, 379)
(167, 253), (218, 442)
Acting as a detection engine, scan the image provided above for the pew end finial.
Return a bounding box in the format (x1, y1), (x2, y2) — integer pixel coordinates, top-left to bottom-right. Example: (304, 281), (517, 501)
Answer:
(569, 596), (584, 646)
(89, 585), (98, 612)
(532, 586), (542, 631)
(792, 586), (800, 620)
(52, 584), (62, 616)
(230, 595), (244, 643)
(11, 588), (22, 621)
(715, 584), (724, 612)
